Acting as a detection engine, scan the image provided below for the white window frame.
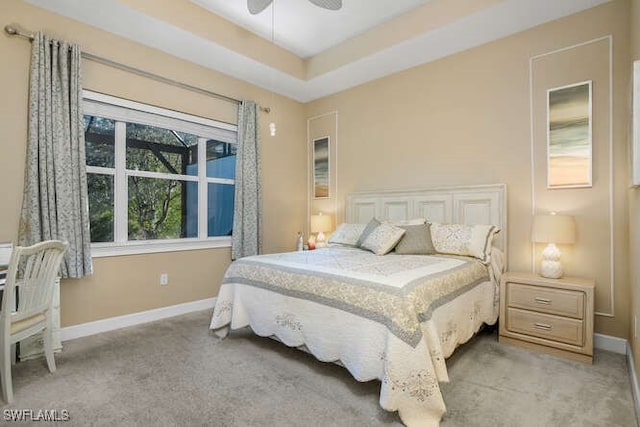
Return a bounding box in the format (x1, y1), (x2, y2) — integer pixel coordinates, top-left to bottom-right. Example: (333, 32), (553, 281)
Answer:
(83, 90), (237, 257)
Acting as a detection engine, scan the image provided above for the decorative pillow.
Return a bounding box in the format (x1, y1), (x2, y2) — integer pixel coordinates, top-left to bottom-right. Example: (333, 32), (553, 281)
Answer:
(356, 218), (381, 247)
(389, 218), (426, 226)
(430, 223), (500, 263)
(361, 222), (406, 255)
(394, 224), (436, 255)
(327, 223), (366, 247)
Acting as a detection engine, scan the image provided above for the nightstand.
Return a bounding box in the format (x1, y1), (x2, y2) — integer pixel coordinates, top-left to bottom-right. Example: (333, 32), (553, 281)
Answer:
(499, 272), (595, 364)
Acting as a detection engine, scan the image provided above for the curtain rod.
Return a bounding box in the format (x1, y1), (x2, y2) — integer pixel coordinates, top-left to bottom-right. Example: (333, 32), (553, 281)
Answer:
(4, 24), (271, 113)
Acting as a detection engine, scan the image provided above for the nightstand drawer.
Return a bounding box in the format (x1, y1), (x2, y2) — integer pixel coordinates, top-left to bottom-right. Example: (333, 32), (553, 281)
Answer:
(506, 308), (584, 346)
(507, 282), (584, 319)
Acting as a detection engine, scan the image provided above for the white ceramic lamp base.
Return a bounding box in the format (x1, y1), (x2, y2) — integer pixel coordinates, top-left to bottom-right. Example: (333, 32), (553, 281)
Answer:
(316, 231), (327, 248)
(540, 243), (563, 279)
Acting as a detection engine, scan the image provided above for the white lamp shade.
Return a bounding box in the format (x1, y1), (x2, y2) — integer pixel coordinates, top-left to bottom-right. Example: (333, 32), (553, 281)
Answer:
(531, 214), (576, 244)
(310, 213), (332, 233)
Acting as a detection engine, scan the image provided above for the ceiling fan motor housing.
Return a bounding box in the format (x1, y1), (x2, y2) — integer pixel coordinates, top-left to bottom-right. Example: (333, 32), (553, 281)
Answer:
(248, 0), (343, 15)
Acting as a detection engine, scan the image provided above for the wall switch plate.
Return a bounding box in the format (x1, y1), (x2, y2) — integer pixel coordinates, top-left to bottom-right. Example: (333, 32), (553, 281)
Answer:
(160, 273), (168, 286)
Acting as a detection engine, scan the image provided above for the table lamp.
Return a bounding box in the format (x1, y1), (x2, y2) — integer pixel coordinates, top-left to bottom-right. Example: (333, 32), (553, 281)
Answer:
(531, 213), (576, 279)
(310, 212), (332, 248)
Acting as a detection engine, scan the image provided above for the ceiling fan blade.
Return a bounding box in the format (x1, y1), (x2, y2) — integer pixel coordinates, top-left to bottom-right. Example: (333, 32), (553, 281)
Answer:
(308, 0), (342, 11)
(247, 0), (273, 15)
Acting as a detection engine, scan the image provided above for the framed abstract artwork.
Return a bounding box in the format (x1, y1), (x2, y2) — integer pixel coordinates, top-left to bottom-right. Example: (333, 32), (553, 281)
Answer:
(547, 81), (592, 188)
(633, 61), (640, 186)
(313, 136), (330, 198)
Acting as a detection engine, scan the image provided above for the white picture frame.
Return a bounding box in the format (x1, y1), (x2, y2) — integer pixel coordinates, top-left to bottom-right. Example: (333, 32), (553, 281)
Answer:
(633, 61), (640, 186)
(313, 136), (330, 199)
(546, 81), (593, 189)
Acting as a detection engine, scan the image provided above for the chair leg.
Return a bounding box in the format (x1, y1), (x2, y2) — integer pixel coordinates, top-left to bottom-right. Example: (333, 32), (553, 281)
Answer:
(0, 338), (14, 404)
(10, 344), (16, 366)
(43, 329), (56, 373)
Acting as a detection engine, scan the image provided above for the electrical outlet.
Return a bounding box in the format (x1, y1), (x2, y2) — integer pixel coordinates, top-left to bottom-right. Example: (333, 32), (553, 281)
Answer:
(160, 273), (168, 286)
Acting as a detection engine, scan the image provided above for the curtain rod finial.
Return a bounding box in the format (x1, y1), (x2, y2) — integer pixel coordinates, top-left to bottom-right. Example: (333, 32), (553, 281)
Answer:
(4, 25), (18, 35)
(4, 24), (34, 40)
(260, 106), (271, 114)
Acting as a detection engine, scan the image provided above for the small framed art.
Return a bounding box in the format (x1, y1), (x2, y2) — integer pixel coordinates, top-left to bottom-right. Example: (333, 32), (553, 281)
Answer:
(633, 61), (640, 186)
(313, 136), (330, 198)
(547, 81), (592, 189)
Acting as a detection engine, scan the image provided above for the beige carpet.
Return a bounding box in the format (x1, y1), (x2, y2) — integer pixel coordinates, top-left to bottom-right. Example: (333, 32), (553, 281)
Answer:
(2, 309), (637, 426)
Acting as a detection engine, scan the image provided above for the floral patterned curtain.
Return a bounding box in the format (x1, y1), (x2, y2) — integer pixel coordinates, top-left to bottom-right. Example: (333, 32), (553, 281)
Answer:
(231, 100), (262, 260)
(18, 33), (92, 278)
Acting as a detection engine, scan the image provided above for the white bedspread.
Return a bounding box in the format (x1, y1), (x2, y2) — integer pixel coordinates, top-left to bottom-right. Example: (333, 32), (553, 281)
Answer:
(210, 247), (500, 426)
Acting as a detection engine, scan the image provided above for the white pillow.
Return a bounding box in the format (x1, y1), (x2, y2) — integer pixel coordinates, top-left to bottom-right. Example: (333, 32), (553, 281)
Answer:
(327, 223), (366, 247)
(361, 222), (406, 255)
(356, 218), (381, 247)
(430, 223), (500, 263)
(389, 218), (426, 226)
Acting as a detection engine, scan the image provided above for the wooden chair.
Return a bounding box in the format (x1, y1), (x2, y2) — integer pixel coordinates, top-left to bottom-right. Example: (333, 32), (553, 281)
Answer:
(0, 240), (67, 403)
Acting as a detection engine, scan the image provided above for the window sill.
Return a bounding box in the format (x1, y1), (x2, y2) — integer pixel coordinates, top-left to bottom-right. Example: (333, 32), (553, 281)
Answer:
(91, 237), (231, 258)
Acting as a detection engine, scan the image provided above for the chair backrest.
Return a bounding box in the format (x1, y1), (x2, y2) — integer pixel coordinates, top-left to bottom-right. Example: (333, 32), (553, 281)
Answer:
(0, 242), (12, 266)
(2, 241), (67, 323)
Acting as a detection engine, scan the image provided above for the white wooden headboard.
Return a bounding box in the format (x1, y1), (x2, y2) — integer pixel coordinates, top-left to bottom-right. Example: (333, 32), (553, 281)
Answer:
(345, 184), (507, 254)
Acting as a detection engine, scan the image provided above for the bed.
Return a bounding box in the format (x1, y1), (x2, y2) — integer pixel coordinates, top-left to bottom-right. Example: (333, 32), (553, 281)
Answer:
(210, 184), (507, 426)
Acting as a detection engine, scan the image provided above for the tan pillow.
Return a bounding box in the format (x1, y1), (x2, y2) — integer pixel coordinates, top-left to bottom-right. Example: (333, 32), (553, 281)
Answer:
(394, 224), (436, 255)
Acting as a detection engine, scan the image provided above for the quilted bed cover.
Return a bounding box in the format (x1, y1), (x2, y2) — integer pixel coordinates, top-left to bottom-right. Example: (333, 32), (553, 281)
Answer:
(210, 247), (501, 426)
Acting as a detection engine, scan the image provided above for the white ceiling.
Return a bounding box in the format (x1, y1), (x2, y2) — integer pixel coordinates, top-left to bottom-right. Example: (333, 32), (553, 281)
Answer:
(23, 0), (610, 103)
(190, 0), (430, 58)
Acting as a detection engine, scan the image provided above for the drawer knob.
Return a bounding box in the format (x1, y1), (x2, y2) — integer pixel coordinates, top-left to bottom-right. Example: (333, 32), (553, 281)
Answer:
(534, 322), (552, 331)
(535, 297), (552, 305)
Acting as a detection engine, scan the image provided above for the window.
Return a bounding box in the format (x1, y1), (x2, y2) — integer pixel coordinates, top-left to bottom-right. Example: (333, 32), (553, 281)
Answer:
(83, 91), (237, 256)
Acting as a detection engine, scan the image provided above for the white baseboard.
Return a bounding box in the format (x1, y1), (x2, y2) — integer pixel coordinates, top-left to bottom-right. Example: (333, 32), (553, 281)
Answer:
(627, 346), (640, 426)
(595, 335), (640, 424)
(594, 333), (627, 354)
(60, 297), (216, 342)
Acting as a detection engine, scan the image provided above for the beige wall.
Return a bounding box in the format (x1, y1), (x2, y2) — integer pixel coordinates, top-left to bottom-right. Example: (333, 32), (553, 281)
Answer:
(306, 0), (631, 337)
(0, 0), (307, 327)
(0, 0), (635, 341)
